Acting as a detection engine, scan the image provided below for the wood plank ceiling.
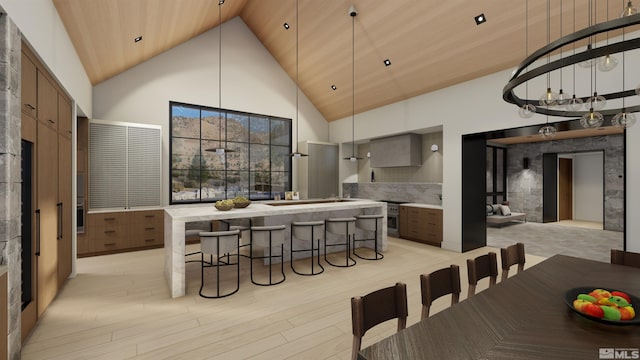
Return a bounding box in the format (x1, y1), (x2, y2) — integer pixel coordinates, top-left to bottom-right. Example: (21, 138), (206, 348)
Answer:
(53, 0), (633, 123)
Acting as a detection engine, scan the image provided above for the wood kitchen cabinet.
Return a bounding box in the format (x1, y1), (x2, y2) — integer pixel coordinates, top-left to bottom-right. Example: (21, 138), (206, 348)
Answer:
(83, 210), (164, 256)
(399, 205), (443, 247)
(21, 51), (37, 118)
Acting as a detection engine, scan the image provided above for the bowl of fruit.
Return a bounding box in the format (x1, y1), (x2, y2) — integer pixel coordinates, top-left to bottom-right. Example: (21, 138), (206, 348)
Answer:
(214, 199), (235, 211)
(232, 196), (251, 208)
(565, 287), (639, 325)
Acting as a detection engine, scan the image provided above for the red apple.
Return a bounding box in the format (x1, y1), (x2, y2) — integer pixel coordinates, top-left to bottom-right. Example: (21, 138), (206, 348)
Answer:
(582, 303), (605, 318)
(589, 289), (612, 301)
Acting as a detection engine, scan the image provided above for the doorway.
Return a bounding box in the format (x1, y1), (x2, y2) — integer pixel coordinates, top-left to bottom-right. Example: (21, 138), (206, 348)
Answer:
(557, 152), (604, 229)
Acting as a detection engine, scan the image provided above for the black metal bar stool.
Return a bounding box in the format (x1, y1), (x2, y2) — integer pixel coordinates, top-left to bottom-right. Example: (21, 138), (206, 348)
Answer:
(198, 229), (240, 299)
(291, 221), (325, 276)
(324, 217), (357, 267)
(353, 214), (384, 260)
(250, 225), (287, 286)
(185, 226), (211, 261)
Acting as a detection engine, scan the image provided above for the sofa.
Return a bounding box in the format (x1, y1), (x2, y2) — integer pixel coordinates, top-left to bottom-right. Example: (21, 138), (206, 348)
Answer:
(486, 203), (526, 226)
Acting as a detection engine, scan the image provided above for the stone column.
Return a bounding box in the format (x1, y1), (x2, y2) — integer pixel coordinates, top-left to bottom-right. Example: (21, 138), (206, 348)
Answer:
(0, 9), (23, 360)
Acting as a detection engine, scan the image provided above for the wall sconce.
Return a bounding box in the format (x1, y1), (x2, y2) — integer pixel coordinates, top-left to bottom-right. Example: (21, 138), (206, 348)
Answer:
(523, 157), (530, 169)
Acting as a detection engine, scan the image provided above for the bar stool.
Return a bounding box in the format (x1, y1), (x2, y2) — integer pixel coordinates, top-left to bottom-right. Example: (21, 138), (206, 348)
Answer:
(185, 226), (210, 261)
(324, 217), (357, 267)
(353, 214), (384, 260)
(198, 229), (240, 299)
(250, 225), (287, 286)
(291, 221), (325, 276)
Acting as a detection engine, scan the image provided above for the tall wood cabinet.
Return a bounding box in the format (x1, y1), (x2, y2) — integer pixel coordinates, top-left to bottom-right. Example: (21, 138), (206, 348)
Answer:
(20, 44), (73, 336)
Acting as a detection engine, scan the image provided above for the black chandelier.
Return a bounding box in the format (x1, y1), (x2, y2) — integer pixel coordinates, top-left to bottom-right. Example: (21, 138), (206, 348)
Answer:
(503, 9), (640, 126)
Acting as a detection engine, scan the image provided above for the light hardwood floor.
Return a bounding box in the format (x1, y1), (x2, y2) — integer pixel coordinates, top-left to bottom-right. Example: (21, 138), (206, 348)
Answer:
(21, 238), (545, 360)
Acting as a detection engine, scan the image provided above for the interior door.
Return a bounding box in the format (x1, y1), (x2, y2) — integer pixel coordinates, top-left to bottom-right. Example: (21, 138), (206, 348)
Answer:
(21, 140), (37, 340)
(558, 158), (573, 221)
(36, 121), (58, 316)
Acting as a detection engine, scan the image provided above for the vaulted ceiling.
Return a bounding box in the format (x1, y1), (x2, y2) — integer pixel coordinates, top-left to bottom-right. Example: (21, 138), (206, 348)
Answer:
(53, 0), (633, 122)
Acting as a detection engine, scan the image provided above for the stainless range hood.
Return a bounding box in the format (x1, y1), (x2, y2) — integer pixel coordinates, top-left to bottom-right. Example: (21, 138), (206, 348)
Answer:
(370, 133), (422, 167)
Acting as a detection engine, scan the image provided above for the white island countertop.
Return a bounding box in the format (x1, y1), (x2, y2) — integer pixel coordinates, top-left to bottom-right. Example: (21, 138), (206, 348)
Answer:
(164, 198), (386, 297)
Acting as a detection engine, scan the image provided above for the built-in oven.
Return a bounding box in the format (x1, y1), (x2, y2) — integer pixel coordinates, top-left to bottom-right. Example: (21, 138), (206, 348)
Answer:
(379, 200), (404, 237)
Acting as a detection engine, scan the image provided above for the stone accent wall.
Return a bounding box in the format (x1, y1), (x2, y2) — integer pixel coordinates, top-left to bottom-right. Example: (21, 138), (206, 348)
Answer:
(343, 182), (442, 205)
(506, 135), (624, 231)
(0, 11), (22, 359)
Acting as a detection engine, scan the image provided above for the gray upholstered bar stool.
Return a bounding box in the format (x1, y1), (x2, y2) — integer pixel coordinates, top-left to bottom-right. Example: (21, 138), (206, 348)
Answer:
(185, 224), (211, 261)
(353, 214), (384, 260)
(250, 225), (287, 286)
(198, 229), (240, 298)
(324, 217), (357, 267)
(291, 221), (325, 276)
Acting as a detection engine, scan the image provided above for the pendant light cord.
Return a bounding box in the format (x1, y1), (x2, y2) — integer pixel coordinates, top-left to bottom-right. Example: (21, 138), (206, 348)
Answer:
(218, 2), (223, 148)
(295, 0), (300, 153)
(351, 10), (356, 157)
(525, 0), (529, 102)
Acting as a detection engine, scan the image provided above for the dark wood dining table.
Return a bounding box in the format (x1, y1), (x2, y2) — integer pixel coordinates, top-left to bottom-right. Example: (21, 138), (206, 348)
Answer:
(359, 254), (640, 360)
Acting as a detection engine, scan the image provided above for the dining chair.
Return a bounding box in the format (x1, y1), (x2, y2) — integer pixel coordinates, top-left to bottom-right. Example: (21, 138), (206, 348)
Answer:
(419, 265), (460, 320)
(466, 252), (498, 298)
(351, 282), (408, 360)
(500, 242), (525, 281)
(611, 249), (640, 268)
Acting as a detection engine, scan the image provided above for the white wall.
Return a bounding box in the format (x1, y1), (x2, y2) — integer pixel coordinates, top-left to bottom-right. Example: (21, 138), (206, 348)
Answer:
(0, 0), (92, 117)
(93, 17), (329, 206)
(329, 43), (640, 253)
(572, 153), (604, 223)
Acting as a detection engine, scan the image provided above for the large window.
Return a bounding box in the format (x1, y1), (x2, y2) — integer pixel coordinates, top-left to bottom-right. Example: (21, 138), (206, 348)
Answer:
(170, 101), (291, 204)
(486, 145), (507, 205)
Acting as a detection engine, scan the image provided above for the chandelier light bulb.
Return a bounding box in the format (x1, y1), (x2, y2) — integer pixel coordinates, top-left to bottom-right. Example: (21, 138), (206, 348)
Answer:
(597, 54), (618, 72)
(556, 89), (569, 107)
(586, 92), (607, 111)
(539, 87), (558, 106)
(539, 124), (557, 138)
(611, 109), (637, 128)
(567, 95), (584, 111)
(621, 1), (638, 17)
(578, 44), (601, 68)
(580, 108), (604, 128)
(519, 103), (537, 118)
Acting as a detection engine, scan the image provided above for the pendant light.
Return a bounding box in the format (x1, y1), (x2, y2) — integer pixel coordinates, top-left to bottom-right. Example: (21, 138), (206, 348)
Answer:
(343, 5), (362, 162)
(621, 0), (638, 16)
(205, 0), (234, 155)
(519, 0), (536, 118)
(612, 20), (637, 128)
(289, 0), (308, 158)
(556, 0), (569, 107)
(539, 0), (559, 107)
(598, 0), (619, 72)
(567, 0), (584, 111)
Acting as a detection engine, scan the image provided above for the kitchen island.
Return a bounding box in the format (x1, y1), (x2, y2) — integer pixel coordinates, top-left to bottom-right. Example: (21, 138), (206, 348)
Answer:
(164, 199), (386, 298)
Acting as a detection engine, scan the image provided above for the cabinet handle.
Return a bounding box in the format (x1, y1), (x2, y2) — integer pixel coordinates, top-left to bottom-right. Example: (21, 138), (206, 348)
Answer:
(35, 209), (41, 256)
(25, 103), (36, 110)
(145, 227), (155, 230)
(104, 217), (116, 221)
(104, 230), (116, 234)
(144, 215), (155, 218)
(144, 239), (155, 242)
(103, 242), (116, 246)
(48, 119), (55, 124)
(57, 202), (63, 240)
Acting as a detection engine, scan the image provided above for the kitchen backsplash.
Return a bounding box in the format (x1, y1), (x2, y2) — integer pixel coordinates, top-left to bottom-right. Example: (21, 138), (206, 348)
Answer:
(343, 182), (442, 205)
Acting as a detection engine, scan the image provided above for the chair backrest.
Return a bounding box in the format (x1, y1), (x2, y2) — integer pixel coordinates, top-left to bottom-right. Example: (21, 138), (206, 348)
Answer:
(467, 252), (498, 297)
(419, 265), (461, 320)
(351, 282), (408, 360)
(611, 249), (640, 268)
(500, 242), (525, 281)
(199, 230), (240, 256)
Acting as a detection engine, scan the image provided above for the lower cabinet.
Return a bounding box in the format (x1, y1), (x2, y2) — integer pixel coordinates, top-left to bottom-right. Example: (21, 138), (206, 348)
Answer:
(399, 205), (443, 246)
(81, 210), (164, 256)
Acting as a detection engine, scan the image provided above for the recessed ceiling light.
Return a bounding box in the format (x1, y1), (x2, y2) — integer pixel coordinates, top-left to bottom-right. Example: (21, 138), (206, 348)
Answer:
(134, 36), (143, 43)
(331, 85), (337, 91)
(283, 22), (290, 30)
(474, 13), (487, 25)
(383, 59), (392, 66)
